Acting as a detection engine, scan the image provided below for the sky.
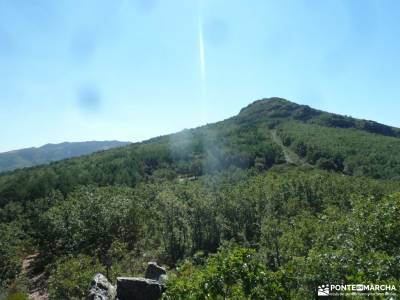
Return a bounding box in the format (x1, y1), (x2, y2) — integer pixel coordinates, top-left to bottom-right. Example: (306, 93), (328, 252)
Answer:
(1, 0), (400, 152)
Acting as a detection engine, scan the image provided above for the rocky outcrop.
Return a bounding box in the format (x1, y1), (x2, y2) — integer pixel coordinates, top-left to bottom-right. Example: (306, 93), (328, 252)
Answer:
(116, 277), (164, 300)
(117, 262), (167, 300)
(144, 262), (166, 281)
(88, 262), (167, 300)
(88, 273), (116, 300)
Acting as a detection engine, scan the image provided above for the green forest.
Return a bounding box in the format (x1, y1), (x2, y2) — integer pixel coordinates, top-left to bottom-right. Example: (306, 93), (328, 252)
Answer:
(1, 98), (400, 299)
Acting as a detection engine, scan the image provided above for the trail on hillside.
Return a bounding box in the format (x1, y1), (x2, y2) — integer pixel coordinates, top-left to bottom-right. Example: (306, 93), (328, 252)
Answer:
(270, 129), (311, 167)
(20, 253), (49, 300)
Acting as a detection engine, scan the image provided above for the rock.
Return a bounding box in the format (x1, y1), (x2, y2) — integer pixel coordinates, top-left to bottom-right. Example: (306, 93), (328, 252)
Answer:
(88, 263), (168, 300)
(88, 273), (116, 300)
(158, 274), (168, 286)
(117, 277), (164, 300)
(144, 262), (166, 282)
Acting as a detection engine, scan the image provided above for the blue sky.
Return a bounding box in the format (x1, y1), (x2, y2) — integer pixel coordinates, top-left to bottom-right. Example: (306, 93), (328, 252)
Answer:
(1, 0), (400, 152)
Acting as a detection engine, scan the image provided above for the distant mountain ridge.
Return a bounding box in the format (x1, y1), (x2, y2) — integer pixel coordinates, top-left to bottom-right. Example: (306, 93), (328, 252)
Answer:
(0, 141), (130, 173)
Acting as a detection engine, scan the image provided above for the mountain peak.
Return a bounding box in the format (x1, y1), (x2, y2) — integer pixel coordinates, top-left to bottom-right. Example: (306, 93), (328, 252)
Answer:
(239, 97), (294, 111)
(237, 97), (319, 124)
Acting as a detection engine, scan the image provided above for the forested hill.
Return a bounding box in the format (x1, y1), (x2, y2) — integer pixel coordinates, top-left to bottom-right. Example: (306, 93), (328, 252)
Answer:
(238, 97), (400, 138)
(1, 97), (400, 207)
(2, 97), (400, 299)
(0, 140), (129, 173)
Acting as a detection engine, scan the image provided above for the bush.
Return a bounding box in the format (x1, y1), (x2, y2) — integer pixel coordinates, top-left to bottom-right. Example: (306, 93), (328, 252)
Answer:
(163, 247), (287, 300)
(48, 255), (105, 300)
(0, 224), (24, 286)
(4, 292), (28, 300)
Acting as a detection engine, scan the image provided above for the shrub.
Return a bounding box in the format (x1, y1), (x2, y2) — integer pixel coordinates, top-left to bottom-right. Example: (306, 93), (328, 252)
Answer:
(164, 247), (287, 300)
(48, 255), (105, 300)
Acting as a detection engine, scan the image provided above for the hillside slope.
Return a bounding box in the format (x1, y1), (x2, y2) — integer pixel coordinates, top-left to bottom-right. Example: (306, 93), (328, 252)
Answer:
(0, 141), (130, 173)
(1, 97), (400, 207)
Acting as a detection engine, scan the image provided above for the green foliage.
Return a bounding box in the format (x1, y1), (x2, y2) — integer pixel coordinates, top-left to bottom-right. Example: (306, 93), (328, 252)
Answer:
(2, 165), (400, 297)
(278, 121), (400, 179)
(272, 193), (400, 298)
(158, 190), (192, 265)
(48, 255), (105, 300)
(0, 223), (26, 287)
(164, 247), (286, 300)
(38, 186), (144, 264)
(4, 292), (29, 300)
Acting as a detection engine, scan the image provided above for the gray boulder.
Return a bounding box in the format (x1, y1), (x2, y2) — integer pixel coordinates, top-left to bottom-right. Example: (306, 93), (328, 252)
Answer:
(116, 277), (164, 300)
(88, 273), (116, 300)
(144, 262), (166, 282)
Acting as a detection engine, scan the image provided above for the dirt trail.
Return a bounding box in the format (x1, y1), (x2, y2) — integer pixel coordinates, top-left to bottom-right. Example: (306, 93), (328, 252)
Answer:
(270, 129), (311, 167)
(21, 253), (49, 300)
